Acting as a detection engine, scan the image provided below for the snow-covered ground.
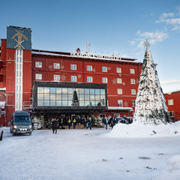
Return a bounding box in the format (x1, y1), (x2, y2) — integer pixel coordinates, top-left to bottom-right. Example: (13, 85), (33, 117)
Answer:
(0, 125), (180, 180)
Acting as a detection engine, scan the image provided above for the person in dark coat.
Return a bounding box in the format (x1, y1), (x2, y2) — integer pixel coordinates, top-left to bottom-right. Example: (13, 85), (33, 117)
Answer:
(68, 118), (72, 129)
(73, 118), (76, 129)
(84, 118), (87, 129)
(51, 118), (58, 134)
(102, 117), (108, 130)
(87, 117), (92, 130)
(60, 117), (64, 129)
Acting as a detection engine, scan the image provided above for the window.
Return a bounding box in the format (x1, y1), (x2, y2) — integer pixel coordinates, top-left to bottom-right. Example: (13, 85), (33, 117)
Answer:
(35, 74), (42, 80)
(54, 63), (60, 69)
(117, 89), (122, 94)
(118, 100), (123, 107)
(102, 77), (108, 83)
(102, 67), (107, 72)
(131, 89), (136, 95)
(71, 76), (77, 82)
(117, 78), (122, 84)
(169, 111), (174, 117)
(132, 100), (136, 107)
(54, 75), (60, 81)
(87, 65), (92, 71)
(71, 64), (77, 70)
(168, 99), (174, 105)
(87, 76), (93, 82)
(131, 79), (135, 84)
(35, 62), (42, 68)
(116, 67), (121, 73)
(130, 69), (135, 74)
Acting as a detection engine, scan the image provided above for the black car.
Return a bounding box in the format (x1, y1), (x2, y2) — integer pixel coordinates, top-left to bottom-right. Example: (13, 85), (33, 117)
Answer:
(10, 111), (32, 136)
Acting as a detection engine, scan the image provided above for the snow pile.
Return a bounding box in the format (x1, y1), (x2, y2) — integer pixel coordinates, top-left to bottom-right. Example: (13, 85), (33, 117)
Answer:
(153, 155), (180, 180)
(108, 122), (180, 137)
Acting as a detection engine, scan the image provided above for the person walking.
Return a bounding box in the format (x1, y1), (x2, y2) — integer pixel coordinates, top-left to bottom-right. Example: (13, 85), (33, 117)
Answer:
(84, 118), (87, 129)
(60, 117), (64, 129)
(87, 117), (92, 130)
(73, 118), (76, 129)
(81, 117), (84, 129)
(68, 117), (72, 129)
(51, 118), (58, 134)
(102, 116), (108, 130)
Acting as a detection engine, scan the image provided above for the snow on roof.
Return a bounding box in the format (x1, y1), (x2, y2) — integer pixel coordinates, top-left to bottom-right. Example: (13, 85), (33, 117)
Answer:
(164, 89), (180, 95)
(32, 49), (142, 64)
(108, 106), (133, 111)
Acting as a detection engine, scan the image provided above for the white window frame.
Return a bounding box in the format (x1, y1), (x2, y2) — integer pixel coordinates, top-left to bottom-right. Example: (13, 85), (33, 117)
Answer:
(102, 66), (107, 72)
(54, 63), (60, 69)
(87, 65), (92, 71)
(87, 76), (93, 82)
(35, 74), (42, 80)
(118, 100), (123, 107)
(71, 76), (77, 82)
(117, 78), (122, 84)
(130, 69), (135, 74)
(54, 75), (60, 81)
(71, 64), (77, 70)
(102, 77), (108, 83)
(116, 67), (121, 73)
(117, 89), (122, 94)
(131, 79), (135, 84)
(35, 61), (42, 68)
(132, 100), (136, 107)
(131, 89), (136, 95)
(168, 99), (174, 105)
(169, 111), (174, 117)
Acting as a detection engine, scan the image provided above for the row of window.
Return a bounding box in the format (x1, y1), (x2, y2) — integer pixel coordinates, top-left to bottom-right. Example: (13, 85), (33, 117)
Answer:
(35, 62), (135, 74)
(35, 74), (136, 84)
(118, 100), (136, 107)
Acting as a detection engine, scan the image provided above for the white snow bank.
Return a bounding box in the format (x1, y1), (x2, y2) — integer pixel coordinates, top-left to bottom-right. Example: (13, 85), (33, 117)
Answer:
(153, 155), (180, 180)
(108, 122), (180, 138)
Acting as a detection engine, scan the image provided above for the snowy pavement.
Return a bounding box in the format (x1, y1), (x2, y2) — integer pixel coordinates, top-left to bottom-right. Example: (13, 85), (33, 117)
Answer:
(0, 127), (180, 180)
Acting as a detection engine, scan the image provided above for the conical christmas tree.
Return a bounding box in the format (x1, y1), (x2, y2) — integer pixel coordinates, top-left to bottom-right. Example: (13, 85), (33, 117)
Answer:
(133, 39), (170, 125)
(72, 90), (79, 106)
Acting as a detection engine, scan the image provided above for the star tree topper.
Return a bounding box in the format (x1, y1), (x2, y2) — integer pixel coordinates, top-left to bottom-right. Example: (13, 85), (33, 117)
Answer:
(143, 39), (151, 49)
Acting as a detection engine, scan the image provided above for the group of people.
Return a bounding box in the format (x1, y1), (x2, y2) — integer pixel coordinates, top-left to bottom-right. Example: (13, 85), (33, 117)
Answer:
(51, 116), (93, 134)
(101, 116), (118, 130)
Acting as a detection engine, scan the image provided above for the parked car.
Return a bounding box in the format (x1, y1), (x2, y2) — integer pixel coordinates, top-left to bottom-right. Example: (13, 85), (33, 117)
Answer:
(10, 111), (32, 136)
(0, 128), (3, 141)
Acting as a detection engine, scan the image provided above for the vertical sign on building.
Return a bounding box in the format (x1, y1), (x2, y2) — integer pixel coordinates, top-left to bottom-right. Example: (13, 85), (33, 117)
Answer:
(7, 26), (32, 110)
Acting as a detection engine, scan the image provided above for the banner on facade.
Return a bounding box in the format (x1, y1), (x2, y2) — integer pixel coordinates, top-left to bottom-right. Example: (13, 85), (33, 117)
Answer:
(6, 25), (32, 50)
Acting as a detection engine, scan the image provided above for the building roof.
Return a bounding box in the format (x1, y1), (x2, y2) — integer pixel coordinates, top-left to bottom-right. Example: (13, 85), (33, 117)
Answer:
(164, 89), (180, 95)
(32, 49), (142, 64)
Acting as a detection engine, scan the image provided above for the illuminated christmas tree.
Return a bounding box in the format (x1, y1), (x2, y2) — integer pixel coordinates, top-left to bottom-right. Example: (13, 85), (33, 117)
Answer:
(133, 39), (170, 125)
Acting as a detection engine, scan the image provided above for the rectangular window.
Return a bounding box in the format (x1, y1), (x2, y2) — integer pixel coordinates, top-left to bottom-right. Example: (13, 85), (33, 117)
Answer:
(131, 79), (135, 84)
(131, 89), (136, 95)
(35, 62), (42, 68)
(35, 74), (42, 80)
(102, 77), (108, 83)
(169, 111), (174, 117)
(71, 64), (77, 70)
(54, 63), (60, 69)
(117, 89), (122, 94)
(87, 65), (92, 71)
(71, 76), (77, 82)
(118, 100), (123, 107)
(132, 100), (135, 107)
(117, 78), (122, 84)
(130, 69), (135, 74)
(168, 99), (174, 105)
(102, 67), (107, 72)
(87, 76), (93, 82)
(116, 67), (121, 73)
(54, 75), (60, 81)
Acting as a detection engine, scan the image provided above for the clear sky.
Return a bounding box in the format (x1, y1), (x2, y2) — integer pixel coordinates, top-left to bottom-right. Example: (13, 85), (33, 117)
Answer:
(0, 0), (180, 93)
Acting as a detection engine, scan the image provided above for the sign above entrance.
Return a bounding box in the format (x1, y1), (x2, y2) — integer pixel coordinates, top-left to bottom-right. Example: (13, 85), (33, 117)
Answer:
(6, 26), (32, 50)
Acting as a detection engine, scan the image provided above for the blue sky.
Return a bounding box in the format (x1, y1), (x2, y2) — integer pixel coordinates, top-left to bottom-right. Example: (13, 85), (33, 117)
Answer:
(0, 0), (180, 93)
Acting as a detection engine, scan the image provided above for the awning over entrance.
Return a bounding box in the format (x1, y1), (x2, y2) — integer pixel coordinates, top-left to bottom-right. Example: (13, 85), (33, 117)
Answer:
(107, 106), (133, 111)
